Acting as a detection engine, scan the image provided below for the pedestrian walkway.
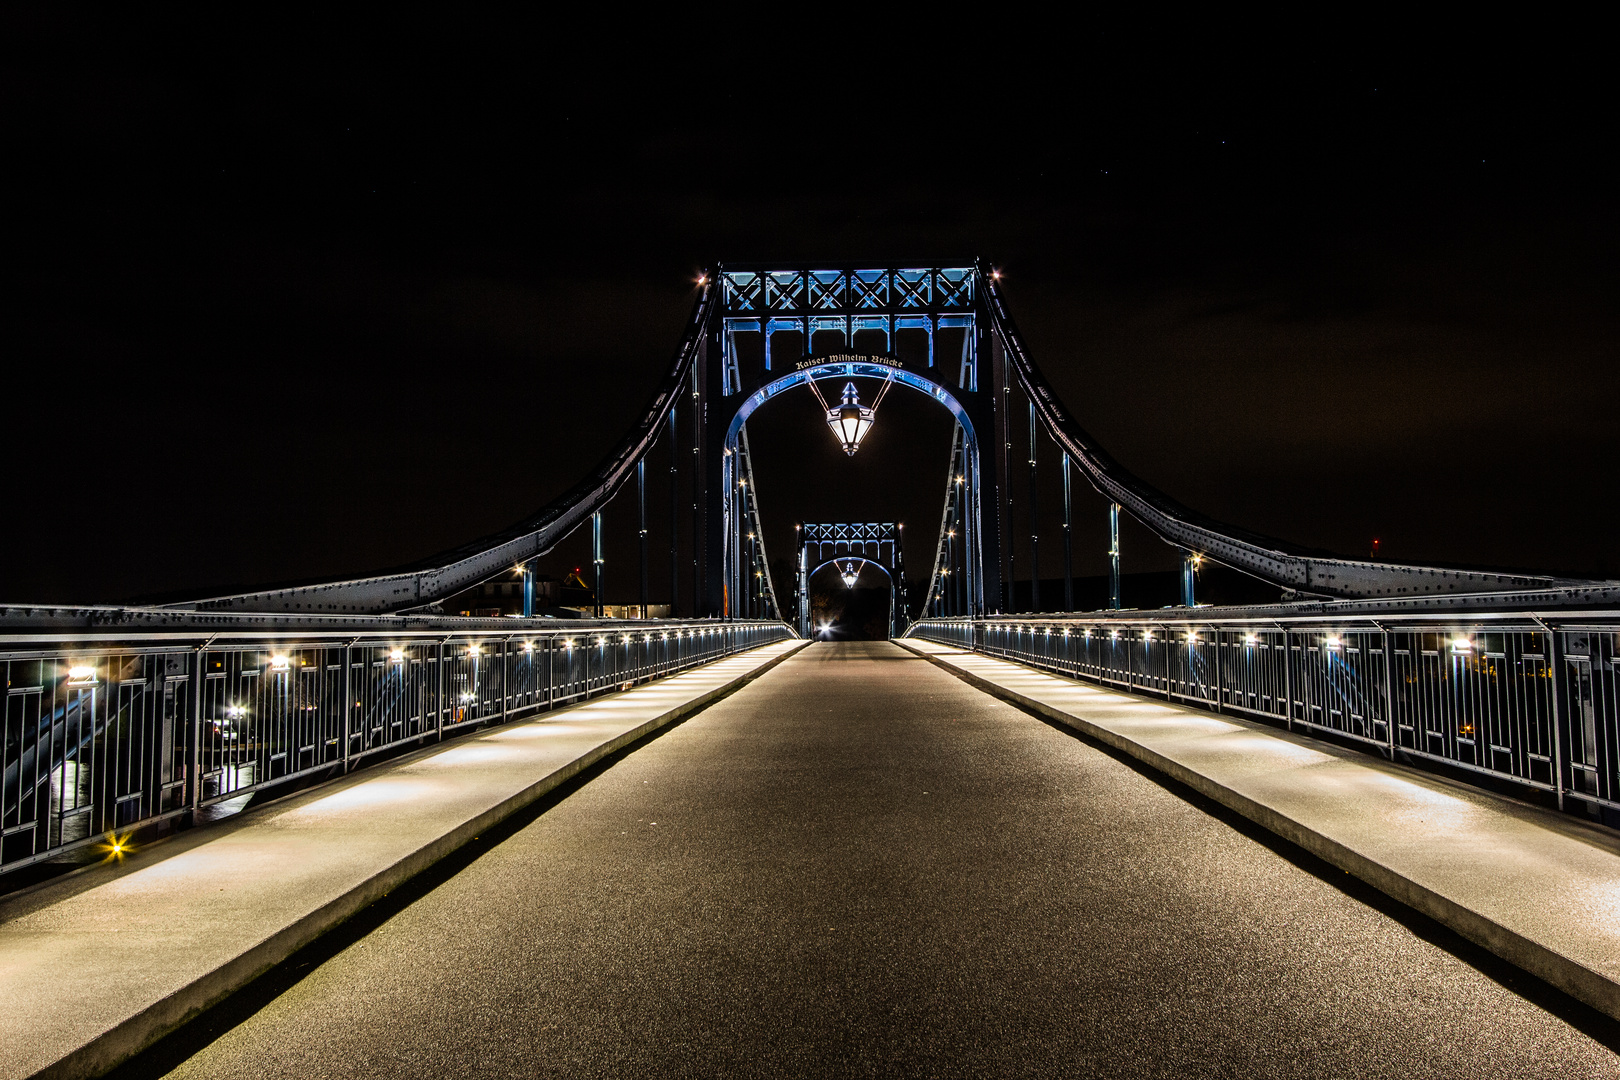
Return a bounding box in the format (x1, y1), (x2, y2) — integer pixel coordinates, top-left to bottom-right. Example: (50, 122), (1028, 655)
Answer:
(104, 642), (1616, 1078)
(0, 639), (804, 1080)
(900, 636), (1620, 1023)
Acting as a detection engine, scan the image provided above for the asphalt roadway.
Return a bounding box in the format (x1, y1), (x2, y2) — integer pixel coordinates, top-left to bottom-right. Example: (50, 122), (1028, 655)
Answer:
(144, 642), (1619, 1078)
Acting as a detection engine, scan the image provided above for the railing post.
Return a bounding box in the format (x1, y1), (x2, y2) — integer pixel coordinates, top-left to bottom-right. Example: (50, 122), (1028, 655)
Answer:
(189, 642), (206, 820)
(341, 641), (353, 773)
(1541, 618), (1567, 812)
(1281, 628), (1295, 733)
(1164, 626), (1172, 702)
(435, 638), (446, 742)
(501, 636), (511, 723)
(552, 635), (562, 711)
(1380, 623), (1397, 761)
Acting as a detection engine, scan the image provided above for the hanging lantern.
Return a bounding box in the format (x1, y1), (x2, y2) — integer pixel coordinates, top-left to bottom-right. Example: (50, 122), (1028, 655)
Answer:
(828, 383), (875, 456)
(806, 367), (896, 457)
(841, 561), (859, 589)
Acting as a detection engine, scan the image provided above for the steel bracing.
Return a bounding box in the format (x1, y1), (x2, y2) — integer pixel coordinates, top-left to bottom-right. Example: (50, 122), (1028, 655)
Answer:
(796, 523), (908, 638)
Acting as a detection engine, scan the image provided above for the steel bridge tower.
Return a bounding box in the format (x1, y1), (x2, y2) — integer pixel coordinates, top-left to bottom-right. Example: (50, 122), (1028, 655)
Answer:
(175, 259), (1599, 621)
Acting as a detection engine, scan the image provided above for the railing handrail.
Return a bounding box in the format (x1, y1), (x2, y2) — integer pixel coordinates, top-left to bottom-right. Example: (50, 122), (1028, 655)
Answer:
(909, 609), (1620, 826)
(2, 618), (793, 878)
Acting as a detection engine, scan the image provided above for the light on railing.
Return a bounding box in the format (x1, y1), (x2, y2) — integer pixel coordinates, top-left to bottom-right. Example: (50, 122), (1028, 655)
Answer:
(270, 655), (291, 671)
(1244, 634), (1259, 646)
(597, 637), (608, 646)
(563, 639), (574, 650)
(1110, 630), (1119, 640)
(389, 649), (405, 663)
(522, 641), (534, 652)
(67, 664), (97, 684)
(1143, 631), (1153, 642)
(467, 644), (481, 657)
(225, 704), (247, 720)
(1452, 637), (1473, 652)
(1185, 632), (1198, 643)
(1324, 636), (1342, 650)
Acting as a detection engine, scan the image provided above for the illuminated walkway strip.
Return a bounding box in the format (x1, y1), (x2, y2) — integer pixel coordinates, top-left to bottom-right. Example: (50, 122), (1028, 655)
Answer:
(898, 636), (1620, 1021)
(0, 639), (805, 1080)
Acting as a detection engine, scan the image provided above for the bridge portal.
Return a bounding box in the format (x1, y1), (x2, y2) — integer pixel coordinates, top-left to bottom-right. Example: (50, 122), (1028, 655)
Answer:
(796, 522), (909, 638)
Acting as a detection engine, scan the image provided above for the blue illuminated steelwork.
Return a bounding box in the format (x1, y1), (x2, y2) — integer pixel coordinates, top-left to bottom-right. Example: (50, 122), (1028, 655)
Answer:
(797, 523), (908, 638)
(166, 259), (1614, 628)
(727, 354), (987, 622)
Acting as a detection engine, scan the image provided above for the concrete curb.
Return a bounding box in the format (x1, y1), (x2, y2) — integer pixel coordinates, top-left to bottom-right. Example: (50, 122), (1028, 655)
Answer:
(894, 637), (1620, 1022)
(30, 639), (809, 1080)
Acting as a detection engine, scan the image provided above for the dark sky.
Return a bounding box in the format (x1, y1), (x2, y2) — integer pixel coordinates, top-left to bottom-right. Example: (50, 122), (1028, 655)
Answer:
(3, 15), (1615, 606)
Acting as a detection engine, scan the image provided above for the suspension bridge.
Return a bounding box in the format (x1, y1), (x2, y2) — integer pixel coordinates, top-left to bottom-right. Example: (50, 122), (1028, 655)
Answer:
(6, 262), (1620, 1077)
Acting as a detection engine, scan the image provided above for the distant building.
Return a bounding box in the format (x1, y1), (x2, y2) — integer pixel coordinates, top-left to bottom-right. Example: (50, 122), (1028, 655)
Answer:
(599, 605), (673, 619)
(445, 575), (562, 617)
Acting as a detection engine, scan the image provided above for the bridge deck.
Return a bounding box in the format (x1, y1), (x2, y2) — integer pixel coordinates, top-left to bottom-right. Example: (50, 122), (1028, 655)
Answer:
(0, 641), (803, 1080)
(84, 641), (1618, 1076)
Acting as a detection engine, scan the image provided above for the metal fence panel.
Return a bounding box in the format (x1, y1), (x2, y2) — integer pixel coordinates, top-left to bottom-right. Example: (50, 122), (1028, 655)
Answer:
(2, 620), (791, 876)
(910, 614), (1620, 824)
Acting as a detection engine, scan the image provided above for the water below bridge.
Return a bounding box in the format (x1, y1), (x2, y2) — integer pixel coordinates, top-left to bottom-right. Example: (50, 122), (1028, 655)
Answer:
(150, 642), (1612, 1078)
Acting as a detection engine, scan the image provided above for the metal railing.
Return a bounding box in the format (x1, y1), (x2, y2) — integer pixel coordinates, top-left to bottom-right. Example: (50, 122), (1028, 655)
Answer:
(909, 611), (1620, 822)
(2, 616), (792, 876)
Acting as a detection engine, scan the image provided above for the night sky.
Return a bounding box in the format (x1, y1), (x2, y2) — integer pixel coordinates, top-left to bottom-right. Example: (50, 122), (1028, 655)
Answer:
(3, 15), (1615, 608)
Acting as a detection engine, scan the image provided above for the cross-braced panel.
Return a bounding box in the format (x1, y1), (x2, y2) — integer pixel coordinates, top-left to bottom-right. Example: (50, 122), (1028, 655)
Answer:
(808, 270), (846, 310)
(724, 272), (762, 312)
(850, 270), (890, 309)
(936, 268), (973, 309)
(893, 269), (931, 308)
(765, 271), (805, 311)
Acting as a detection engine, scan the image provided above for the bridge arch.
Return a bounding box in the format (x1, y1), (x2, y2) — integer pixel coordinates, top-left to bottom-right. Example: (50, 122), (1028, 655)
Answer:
(720, 361), (986, 624)
(805, 556), (896, 639)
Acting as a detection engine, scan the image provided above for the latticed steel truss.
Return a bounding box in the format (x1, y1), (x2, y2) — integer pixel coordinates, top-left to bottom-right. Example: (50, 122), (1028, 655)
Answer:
(720, 267), (978, 394)
(797, 522), (908, 637)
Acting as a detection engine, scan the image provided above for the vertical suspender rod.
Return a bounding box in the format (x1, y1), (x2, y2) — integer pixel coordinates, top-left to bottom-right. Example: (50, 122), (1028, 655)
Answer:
(1061, 452), (1074, 612)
